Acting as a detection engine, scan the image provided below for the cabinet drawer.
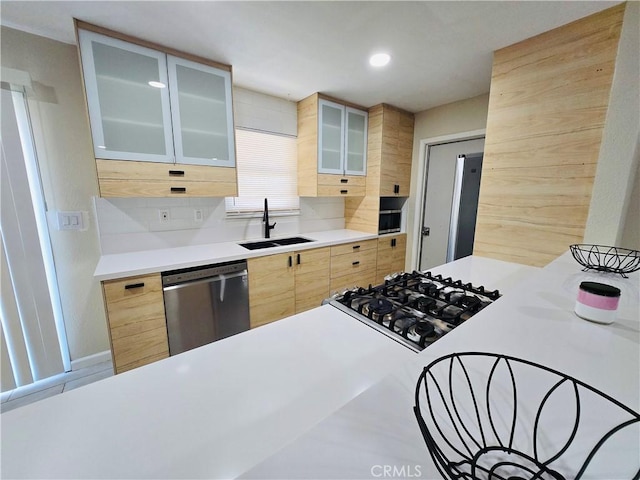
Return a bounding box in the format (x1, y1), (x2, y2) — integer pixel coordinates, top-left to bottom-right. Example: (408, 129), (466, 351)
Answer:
(330, 269), (377, 295)
(330, 248), (377, 279)
(317, 184), (365, 197)
(317, 174), (366, 187)
(98, 179), (237, 198)
(330, 239), (377, 257)
(96, 159), (238, 197)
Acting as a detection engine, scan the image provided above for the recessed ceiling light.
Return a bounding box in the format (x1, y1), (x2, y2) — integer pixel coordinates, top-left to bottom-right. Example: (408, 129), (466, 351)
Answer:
(148, 81), (166, 88)
(369, 53), (391, 67)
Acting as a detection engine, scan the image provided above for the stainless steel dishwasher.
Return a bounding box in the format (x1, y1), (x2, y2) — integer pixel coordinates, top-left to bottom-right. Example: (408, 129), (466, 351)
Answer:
(162, 260), (250, 356)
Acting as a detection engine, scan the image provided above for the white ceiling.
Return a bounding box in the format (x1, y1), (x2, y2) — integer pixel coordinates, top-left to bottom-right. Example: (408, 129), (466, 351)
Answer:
(0, 1), (622, 113)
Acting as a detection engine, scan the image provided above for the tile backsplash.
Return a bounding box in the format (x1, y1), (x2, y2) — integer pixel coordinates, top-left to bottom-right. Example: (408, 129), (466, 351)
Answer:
(94, 197), (345, 254)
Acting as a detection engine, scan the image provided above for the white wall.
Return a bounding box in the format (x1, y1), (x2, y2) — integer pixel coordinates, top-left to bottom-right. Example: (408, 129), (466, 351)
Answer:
(95, 197), (345, 254)
(585, 2), (640, 249)
(1, 26), (109, 363)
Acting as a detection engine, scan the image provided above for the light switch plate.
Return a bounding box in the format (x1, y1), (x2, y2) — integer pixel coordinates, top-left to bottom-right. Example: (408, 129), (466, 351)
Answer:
(56, 211), (85, 231)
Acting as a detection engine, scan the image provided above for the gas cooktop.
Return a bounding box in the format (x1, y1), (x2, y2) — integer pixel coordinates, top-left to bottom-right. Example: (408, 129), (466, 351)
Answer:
(327, 270), (501, 352)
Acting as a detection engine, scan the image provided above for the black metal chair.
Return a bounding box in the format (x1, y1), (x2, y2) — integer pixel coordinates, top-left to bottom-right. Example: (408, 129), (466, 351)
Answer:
(414, 352), (640, 480)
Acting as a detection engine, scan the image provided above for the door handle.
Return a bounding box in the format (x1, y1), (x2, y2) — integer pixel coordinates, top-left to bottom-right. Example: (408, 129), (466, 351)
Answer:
(422, 227), (430, 236)
(297, 253), (301, 265)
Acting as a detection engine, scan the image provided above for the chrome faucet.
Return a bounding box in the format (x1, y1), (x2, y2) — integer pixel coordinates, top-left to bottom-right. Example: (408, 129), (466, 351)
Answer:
(263, 198), (276, 238)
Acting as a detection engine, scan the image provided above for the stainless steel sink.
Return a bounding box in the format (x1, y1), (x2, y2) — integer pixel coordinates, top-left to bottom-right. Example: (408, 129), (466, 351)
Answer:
(239, 236), (314, 250)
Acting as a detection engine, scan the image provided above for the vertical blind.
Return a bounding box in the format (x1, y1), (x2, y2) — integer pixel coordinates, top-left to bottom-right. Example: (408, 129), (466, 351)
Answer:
(225, 129), (299, 214)
(1, 87), (68, 391)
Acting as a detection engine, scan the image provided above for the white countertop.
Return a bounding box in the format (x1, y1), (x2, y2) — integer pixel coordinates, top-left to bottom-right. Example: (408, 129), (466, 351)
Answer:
(1, 254), (539, 479)
(94, 229), (379, 280)
(240, 252), (640, 479)
(0, 305), (414, 479)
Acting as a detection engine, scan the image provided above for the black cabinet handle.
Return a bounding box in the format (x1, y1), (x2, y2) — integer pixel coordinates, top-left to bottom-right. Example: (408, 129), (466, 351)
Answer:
(340, 189), (348, 194)
(394, 184), (400, 194)
(391, 238), (396, 247)
(124, 282), (144, 290)
(288, 256), (292, 267)
(352, 261), (360, 266)
(170, 187), (187, 193)
(340, 178), (348, 183)
(297, 254), (301, 265)
(353, 245), (360, 250)
(169, 170), (185, 176)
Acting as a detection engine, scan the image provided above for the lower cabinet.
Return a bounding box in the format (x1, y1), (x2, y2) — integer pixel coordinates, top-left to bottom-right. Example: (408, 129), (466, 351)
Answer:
(329, 239), (378, 294)
(376, 234), (407, 283)
(101, 273), (169, 374)
(294, 247), (331, 313)
(248, 247), (331, 328)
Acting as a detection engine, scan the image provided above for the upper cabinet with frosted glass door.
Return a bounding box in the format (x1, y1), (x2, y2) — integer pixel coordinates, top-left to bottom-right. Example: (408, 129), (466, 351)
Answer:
(167, 56), (234, 167)
(298, 93), (367, 197)
(318, 99), (367, 176)
(78, 30), (175, 163)
(76, 22), (237, 197)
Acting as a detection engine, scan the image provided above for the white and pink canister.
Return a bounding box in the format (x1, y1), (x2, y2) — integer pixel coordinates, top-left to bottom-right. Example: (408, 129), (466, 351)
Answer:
(575, 281), (621, 324)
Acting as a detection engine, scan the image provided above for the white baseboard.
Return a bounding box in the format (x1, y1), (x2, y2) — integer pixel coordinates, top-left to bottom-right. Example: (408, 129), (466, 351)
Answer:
(70, 350), (112, 371)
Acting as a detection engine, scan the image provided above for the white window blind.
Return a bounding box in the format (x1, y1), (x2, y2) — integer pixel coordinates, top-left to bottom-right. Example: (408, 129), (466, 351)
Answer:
(225, 128), (299, 215)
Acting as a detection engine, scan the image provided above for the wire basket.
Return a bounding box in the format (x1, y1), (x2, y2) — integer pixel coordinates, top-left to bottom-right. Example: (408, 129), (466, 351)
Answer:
(569, 244), (640, 278)
(414, 352), (639, 480)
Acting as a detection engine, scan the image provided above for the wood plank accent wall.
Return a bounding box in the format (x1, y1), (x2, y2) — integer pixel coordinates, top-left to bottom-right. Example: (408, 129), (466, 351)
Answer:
(473, 4), (625, 267)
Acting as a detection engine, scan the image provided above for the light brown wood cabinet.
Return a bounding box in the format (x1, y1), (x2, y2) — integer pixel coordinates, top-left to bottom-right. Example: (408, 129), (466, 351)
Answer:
(345, 104), (414, 234)
(376, 234), (407, 284)
(368, 104), (415, 197)
(329, 239), (377, 294)
(248, 247), (331, 328)
(294, 247), (331, 313)
(96, 160), (237, 198)
(77, 21), (238, 198)
(297, 93), (368, 197)
(101, 273), (169, 374)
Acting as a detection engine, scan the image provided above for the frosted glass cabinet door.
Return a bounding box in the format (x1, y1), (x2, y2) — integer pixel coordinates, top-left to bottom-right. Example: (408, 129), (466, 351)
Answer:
(78, 30), (174, 163)
(167, 56), (235, 167)
(345, 107), (368, 175)
(318, 99), (344, 174)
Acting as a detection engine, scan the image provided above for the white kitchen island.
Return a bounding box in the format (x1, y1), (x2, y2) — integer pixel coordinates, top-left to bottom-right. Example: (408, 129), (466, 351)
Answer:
(240, 253), (640, 479)
(2, 253), (637, 479)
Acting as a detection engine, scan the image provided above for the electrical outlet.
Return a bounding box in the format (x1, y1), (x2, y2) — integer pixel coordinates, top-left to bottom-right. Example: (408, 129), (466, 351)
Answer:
(194, 209), (203, 223)
(159, 209), (170, 223)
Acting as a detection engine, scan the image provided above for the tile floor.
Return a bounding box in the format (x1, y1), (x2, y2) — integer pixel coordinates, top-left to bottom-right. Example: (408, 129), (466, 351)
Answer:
(0, 360), (114, 414)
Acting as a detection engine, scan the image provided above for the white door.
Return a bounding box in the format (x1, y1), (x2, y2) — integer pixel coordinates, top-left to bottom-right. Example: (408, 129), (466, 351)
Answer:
(167, 56), (235, 167)
(418, 138), (485, 270)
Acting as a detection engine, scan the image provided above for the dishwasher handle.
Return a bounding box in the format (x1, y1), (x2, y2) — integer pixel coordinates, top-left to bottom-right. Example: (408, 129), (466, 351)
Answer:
(162, 269), (247, 290)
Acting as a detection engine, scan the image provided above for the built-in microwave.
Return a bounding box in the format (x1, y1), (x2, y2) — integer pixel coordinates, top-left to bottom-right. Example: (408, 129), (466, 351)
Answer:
(379, 209), (402, 234)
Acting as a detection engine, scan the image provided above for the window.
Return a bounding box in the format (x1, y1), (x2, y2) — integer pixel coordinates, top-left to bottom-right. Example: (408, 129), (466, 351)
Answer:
(225, 128), (299, 216)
